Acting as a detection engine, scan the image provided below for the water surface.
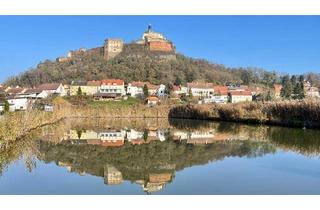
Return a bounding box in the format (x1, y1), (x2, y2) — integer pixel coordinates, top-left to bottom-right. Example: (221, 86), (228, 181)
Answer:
(1, 118), (320, 194)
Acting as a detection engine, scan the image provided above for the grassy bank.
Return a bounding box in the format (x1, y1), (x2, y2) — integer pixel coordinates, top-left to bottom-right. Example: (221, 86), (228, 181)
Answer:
(168, 99), (320, 128)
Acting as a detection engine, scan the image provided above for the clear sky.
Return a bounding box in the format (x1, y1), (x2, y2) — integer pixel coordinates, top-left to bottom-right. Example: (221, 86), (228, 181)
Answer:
(0, 16), (320, 82)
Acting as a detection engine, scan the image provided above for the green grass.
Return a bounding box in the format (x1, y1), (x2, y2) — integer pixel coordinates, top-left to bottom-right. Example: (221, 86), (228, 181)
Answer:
(87, 97), (141, 108)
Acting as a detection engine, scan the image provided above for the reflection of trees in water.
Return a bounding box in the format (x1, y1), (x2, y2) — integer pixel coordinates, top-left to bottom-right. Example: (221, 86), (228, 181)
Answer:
(38, 139), (275, 190)
(0, 130), (39, 175)
(267, 127), (320, 157)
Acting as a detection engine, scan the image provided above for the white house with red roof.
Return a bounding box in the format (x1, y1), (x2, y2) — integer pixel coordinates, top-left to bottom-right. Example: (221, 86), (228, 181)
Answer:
(187, 82), (214, 98)
(127, 81), (148, 97)
(229, 90), (252, 103)
(97, 79), (126, 99)
(209, 86), (229, 104)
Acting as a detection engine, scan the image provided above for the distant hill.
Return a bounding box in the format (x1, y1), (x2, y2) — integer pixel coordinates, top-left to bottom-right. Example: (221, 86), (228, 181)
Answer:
(5, 43), (279, 88)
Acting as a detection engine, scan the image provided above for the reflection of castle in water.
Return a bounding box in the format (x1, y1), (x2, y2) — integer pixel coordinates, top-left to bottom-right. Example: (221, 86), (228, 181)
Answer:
(38, 121), (274, 194)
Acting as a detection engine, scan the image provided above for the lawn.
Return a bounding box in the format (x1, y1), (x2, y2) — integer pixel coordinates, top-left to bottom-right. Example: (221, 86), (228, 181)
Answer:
(87, 97), (141, 108)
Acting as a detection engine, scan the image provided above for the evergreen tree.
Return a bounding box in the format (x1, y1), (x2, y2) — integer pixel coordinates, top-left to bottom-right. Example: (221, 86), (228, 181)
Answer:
(174, 76), (182, 86)
(280, 75), (292, 99)
(4, 100), (10, 113)
(143, 84), (149, 98)
(77, 86), (82, 96)
(266, 91), (272, 101)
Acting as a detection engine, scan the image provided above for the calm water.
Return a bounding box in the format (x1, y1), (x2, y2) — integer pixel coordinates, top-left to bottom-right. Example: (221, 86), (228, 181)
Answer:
(1, 118), (320, 195)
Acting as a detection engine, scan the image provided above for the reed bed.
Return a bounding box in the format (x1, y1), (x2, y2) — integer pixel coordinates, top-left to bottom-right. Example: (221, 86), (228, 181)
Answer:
(168, 99), (320, 128)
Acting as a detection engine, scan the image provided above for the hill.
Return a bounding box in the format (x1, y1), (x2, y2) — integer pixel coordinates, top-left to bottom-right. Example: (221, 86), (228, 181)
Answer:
(4, 42), (278, 88)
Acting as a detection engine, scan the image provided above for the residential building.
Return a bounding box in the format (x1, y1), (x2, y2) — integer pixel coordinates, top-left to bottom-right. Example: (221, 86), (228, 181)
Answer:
(70, 80), (101, 96)
(96, 79), (125, 99)
(203, 85), (229, 104)
(127, 81), (147, 97)
(146, 95), (159, 107)
(37, 83), (66, 96)
(187, 82), (214, 98)
(229, 90), (252, 103)
(18, 88), (48, 99)
(99, 129), (125, 147)
(7, 96), (30, 111)
(5, 86), (27, 96)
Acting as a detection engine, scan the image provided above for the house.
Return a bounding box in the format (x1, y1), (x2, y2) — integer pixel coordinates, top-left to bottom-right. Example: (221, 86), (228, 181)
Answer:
(156, 84), (166, 96)
(95, 79), (125, 100)
(213, 85), (229, 103)
(127, 81), (148, 97)
(229, 90), (252, 103)
(37, 83), (66, 96)
(173, 85), (188, 96)
(18, 88), (48, 99)
(146, 95), (159, 107)
(187, 82), (214, 98)
(44, 104), (54, 112)
(5, 86), (27, 96)
(99, 129), (125, 147)
(70, 80), (101, 96)
(274, 84), (283, 99)
(6, 96), (30, 111)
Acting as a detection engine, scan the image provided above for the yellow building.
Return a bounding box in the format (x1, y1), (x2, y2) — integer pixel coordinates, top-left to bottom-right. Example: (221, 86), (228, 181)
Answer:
(69, 80), (101, 96)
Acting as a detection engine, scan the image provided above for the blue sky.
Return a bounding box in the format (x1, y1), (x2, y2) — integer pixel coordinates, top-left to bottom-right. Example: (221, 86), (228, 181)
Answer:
(0, 16), (320, 82)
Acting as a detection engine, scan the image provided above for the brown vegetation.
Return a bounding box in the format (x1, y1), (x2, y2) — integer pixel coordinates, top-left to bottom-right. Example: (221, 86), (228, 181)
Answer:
(169, 99), (320, 128)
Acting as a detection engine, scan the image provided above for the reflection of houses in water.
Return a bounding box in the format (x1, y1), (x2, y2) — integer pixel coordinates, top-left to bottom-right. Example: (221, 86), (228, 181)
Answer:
(63, 129), (125, 147)
(188, 130), (215, 144)
(173, 129), (236, 144)
(126, 128), (168, 145)
(126, 129), (144, 145)
(99, 130), (126, 147)
(173, 130), (216, 144)
(104, 165), (123, 185)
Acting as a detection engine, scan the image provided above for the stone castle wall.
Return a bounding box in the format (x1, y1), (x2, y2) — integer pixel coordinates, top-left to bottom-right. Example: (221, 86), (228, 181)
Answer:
(148, 41), (174, 52)
(104, 39), (124, 60)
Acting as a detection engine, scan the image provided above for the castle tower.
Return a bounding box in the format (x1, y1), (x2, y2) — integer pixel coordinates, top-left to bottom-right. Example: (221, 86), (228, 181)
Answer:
(104, 38), (124, 60)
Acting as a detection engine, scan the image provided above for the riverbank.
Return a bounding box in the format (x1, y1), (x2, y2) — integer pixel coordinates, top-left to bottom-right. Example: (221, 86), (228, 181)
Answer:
(168, 99), (320, 129)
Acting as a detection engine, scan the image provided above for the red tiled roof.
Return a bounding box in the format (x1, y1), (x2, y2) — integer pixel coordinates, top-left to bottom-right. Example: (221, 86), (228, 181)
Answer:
(147, 96), (159, 101)
(229, 90), (252, 96)
(101, 79), (124, 86)
(130, 81), (149, 87)
(101, 140), (124, 147)
(24, 88), (43, 94)
(37, 83), (62, 91)
(5, 87), (26, 95)
(213, 86), (228, 95)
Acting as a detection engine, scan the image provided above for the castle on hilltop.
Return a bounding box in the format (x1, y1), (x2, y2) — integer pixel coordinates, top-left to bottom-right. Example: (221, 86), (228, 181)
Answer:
(135, 24), (175, 52)
(57, 25), (176, 62)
